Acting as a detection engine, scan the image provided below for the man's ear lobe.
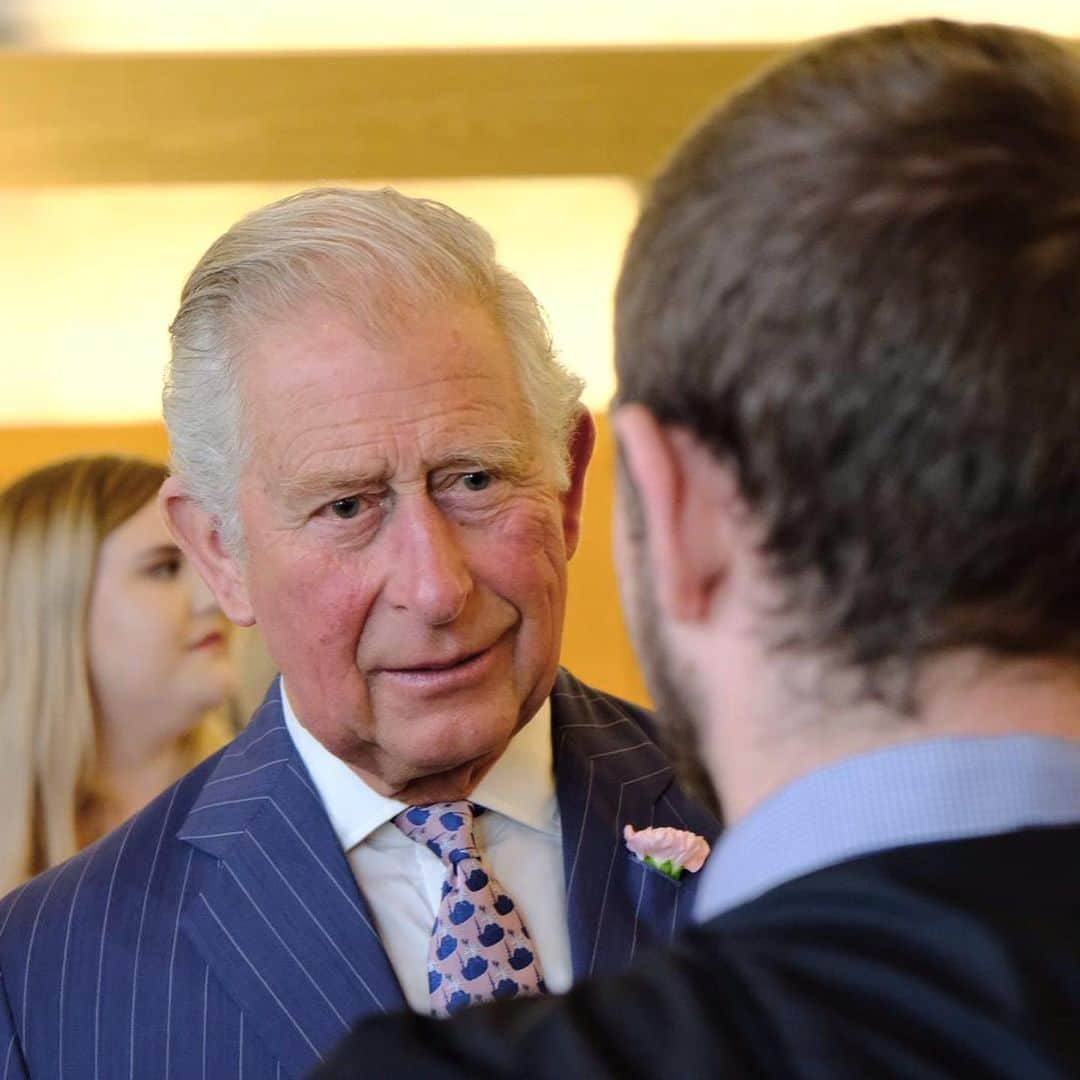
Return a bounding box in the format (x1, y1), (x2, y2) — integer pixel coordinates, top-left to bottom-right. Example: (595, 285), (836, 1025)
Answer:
(613, 405), (733, 624)
(559, 408), (596, 560)
(158, 476), (256, 627)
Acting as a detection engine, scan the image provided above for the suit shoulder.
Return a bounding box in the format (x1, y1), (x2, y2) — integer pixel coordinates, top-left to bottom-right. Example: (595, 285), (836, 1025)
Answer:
(0, 742), (229, 960)
(551, 667), (660, 742)
(551, 667), (722, 837)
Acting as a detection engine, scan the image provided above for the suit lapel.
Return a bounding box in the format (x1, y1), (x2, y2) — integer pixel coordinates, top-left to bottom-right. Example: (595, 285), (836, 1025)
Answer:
(176, 682), (405, 1077)
(552, 669), (720, 979)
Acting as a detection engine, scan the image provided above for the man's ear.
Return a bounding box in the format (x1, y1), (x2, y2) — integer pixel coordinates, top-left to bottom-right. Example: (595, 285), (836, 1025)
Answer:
(159, 476), (256, 627)
(559, 408), (596, 560)
(613, 404), (736, 624)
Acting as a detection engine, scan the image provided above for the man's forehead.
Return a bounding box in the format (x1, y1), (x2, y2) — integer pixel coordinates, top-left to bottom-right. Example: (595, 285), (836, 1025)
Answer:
(240, 330), (545, 497)
(241, 294), (522, 399)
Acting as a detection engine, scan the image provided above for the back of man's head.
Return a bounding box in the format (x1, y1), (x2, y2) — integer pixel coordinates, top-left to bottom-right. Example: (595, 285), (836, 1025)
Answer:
(617, 20), (1080, 706)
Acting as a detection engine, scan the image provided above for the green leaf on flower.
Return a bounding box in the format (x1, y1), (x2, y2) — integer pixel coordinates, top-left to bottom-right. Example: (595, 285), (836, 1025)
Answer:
(643, 855), (685, 880)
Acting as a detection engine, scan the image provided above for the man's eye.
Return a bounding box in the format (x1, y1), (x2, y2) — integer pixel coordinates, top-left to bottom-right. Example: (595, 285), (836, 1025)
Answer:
(461, 471), (493, 492)
(329, 496), (362, 519)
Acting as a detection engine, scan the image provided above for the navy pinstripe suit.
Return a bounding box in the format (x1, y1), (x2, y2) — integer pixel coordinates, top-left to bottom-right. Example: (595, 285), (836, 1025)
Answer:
(0, 669), (720, 1078)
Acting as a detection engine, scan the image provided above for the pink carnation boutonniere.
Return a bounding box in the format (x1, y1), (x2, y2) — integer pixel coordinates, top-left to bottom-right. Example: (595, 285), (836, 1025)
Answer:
(624, 824), (711, 881)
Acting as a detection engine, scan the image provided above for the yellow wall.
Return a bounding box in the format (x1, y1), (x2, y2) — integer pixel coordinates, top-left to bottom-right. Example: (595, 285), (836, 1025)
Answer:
(564, 414), (651, 706)
(0, 179), (637, 427)
(0, 423), (169, 487)
(0, 413), (649, 707)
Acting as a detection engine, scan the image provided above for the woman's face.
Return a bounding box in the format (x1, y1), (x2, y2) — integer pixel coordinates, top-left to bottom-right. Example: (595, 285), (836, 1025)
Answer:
(87, 496), (233, 754)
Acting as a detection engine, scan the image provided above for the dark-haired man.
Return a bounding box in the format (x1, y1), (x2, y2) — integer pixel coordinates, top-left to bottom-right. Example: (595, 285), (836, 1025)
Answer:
(316, 19), (1080, 1078)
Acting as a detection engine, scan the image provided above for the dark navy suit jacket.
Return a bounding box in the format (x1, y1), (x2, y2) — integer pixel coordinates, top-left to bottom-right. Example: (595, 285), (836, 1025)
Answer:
(315, 825), (1080, 1079)
(0, 669), (720, 1078)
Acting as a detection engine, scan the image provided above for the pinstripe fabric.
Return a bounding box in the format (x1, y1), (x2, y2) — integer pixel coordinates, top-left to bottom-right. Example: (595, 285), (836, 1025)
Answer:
(550, 671), (721, 977)
(0, 670), (720, 1078)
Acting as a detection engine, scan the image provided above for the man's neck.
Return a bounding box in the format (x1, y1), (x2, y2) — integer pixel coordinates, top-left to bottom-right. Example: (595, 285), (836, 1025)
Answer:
(713, 651), (1080, 824)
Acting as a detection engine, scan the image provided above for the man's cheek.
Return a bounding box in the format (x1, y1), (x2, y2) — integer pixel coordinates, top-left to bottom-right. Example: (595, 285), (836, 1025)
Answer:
(276, 549), (378, 623)
(492, 502), (566, 563)
(489, 515), (568, 629)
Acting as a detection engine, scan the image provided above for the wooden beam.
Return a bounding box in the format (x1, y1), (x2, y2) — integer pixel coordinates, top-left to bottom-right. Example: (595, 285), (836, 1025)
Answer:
(0, 46), (784, 186)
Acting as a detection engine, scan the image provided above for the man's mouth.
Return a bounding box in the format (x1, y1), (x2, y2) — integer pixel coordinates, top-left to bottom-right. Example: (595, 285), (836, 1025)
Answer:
(393, 650), (484, 674)
(375, 641), (502, 693)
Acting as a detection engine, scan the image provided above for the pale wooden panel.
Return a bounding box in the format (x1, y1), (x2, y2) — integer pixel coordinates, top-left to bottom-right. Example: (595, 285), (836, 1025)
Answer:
(0, 46), (783, 186)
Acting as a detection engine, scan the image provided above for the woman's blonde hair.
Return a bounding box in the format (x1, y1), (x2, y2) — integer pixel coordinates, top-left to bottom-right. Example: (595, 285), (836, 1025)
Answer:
(0, 455), (168, 893)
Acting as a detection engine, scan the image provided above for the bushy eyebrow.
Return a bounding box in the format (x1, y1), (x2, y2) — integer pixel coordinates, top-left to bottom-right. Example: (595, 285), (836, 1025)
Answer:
(280, 468), (387, 507)
(430, 440), (535, 478)
(279, 439), (536, 507)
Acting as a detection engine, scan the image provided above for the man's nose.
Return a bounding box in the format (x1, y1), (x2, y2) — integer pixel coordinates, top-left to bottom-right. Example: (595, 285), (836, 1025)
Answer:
(386, 497), (473, 626)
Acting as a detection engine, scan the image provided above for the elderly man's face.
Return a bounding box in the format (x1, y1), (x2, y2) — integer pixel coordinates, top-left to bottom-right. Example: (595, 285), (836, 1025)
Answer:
(230, 298), (587, 801)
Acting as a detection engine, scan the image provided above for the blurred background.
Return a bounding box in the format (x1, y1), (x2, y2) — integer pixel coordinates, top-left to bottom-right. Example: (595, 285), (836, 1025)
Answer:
(3, 0), (1078, 711)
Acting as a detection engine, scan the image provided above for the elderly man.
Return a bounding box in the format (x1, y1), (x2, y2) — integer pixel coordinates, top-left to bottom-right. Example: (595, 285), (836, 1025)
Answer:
(314, 19), (1080, 1078)
(0, 190), (719, 1077)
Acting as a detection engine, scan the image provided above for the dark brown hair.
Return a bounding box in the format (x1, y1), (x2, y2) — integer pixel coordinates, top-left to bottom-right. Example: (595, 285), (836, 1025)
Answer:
(616, 20), (1080, 699)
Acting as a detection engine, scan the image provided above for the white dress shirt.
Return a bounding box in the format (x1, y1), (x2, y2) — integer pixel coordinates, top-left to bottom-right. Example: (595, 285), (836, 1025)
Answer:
(282, 682), (573, 1012)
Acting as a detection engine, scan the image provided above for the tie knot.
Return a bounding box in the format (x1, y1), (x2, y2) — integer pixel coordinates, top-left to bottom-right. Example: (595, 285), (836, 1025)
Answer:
(393, 801), (484, 865)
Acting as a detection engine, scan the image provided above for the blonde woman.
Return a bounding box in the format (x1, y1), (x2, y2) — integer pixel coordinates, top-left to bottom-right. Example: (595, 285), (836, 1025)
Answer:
(0, 455), (234, 893)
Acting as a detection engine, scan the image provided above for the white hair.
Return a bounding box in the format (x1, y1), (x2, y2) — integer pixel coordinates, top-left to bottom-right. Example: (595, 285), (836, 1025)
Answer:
(164, 186), (585, 552)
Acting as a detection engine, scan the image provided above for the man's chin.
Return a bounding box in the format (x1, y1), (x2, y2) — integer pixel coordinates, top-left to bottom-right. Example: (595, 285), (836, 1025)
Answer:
(350, 719), (513, 802)
(378, 750), (504, 804)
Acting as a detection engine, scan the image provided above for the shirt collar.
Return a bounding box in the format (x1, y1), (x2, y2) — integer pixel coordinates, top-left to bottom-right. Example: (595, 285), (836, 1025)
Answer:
(281, 678), (557, 854)
(470, 697), (557, 836)
(694, 734), (1080, 923)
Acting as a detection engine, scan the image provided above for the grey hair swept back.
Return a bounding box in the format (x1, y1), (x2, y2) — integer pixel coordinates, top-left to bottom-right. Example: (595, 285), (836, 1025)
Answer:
(165, 186), (585, 551)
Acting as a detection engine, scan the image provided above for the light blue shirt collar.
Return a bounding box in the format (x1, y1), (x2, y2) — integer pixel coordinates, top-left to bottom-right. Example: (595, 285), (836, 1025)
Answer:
(695, 735), (1080, 922)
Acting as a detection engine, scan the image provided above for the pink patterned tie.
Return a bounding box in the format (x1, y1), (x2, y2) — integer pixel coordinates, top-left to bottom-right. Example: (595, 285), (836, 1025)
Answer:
(393, 801), (547, 1016)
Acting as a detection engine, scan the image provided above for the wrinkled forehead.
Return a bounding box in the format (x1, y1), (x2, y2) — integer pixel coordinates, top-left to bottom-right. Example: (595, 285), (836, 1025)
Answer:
(237, 287), (519, 395)
(230, 254), (518, 396)
(232, 292), (544, 483)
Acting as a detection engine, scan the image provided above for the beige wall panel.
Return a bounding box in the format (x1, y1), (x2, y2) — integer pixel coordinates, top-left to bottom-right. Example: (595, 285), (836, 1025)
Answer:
(0, 47), (783, 186)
